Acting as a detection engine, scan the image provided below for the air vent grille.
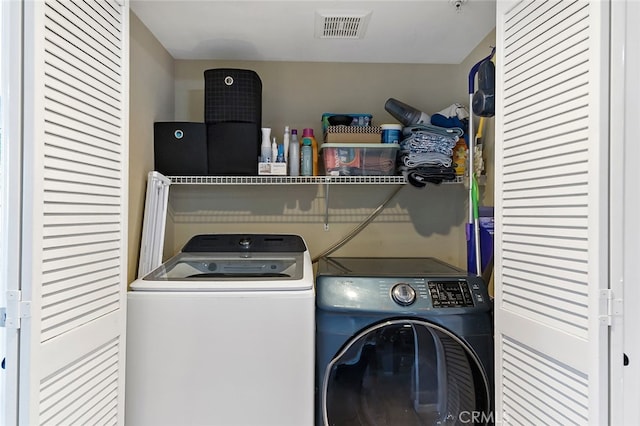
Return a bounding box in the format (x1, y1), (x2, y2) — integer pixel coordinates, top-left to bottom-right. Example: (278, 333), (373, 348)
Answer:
(315, 11), (372, 39)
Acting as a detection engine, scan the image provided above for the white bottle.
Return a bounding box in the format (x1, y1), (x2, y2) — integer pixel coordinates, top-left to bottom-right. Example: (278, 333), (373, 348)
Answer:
(261, 128), (272, 162)
(288, 129), (300, 176)
(283, 126), (290, 163)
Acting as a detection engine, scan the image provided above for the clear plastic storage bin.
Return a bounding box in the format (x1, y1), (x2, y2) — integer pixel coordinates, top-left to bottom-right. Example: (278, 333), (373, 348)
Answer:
(321, 143), (399, 176)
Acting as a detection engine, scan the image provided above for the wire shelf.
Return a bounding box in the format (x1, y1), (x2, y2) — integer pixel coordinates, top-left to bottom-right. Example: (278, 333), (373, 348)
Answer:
(167, 175), (467, 185)
(168, 175), (407, 185)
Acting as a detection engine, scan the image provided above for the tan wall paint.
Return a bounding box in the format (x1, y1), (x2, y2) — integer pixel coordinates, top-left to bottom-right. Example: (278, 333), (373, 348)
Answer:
(128, 11), (175, 283)
(128, 12), (496, 278)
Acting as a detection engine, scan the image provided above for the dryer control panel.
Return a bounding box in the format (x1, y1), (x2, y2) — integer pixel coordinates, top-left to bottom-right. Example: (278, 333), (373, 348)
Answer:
(316, 275), (490, 314)
(427, 280), (475, 307)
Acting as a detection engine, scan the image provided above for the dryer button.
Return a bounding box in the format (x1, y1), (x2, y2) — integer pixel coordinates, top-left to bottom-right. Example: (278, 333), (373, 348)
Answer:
(391, 283), (417, 306)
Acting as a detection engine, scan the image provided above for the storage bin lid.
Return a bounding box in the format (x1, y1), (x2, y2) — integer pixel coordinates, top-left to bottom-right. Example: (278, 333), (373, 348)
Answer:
(320, 143), (399, 150)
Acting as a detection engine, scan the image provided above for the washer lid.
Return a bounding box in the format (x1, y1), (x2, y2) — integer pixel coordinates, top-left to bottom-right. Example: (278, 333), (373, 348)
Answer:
(181, 234), (307, 253)
(131, 251), (311, 291)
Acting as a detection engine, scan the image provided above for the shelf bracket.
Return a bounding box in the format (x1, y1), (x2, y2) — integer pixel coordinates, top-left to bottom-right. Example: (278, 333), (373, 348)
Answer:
(324, 181), (330, 231)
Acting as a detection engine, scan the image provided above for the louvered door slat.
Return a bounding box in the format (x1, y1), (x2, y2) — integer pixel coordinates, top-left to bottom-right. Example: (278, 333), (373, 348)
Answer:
(45, 48), (121, 107)
(501, 257), (588, 282)
(43, 221), (121, 237)
(44, 202), (121, 215)
(40, 342), (118, 401)
(44, 156), (119, 180)
(46, 2), (121, 69)
(43, 246), (119, 273)
(45, 171), (120, 193)
(501, 266), (587, 296)
(503, 124), (589, 156)
(44, 181), (121, 199)
(44, 214), (119, 226)
(502, 172), (589, 192)
(44, 133), (120, 162)
(46, 75), (120, 125)
(44, 10), (120, 81)
(505, 4), (589, 77)
(504, 138), (589, 169)
(39, 339), (120, 425)
(505, 88), (590, 133)
(41, 268), (119, 296)
(73, 0), (123, 44)
(502, 337), (589, 424)
(45, 98), (121, 137)
(502, 277), (588, 310)
(502, 358), (587, 421)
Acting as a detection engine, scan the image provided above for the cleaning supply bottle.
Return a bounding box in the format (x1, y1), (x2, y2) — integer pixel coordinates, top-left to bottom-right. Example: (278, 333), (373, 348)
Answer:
(302, 128), (318, 176)
(289, 129), (300, 176)
(301, 137), (312, 176)
(261, 128), (272, 162)
(283, 126), (290, 164)
(271, 137), (277, 164)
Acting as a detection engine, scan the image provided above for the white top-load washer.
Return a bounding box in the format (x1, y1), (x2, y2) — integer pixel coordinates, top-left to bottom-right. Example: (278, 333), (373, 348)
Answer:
(125, 234), (315, 426)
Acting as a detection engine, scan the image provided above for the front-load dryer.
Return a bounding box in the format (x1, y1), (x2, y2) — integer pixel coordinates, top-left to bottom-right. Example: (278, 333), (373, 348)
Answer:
(315, 257), (493, 426)
(126, 234), (315, 426)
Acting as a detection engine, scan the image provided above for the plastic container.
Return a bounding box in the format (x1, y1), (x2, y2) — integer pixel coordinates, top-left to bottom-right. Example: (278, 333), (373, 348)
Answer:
(321, 143), (399, 176)
(302, 128), (318, 176)
(380, 124), (402, 144)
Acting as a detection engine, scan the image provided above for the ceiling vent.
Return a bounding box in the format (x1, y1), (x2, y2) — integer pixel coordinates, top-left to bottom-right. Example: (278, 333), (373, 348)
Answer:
(314, 10), (372, 39)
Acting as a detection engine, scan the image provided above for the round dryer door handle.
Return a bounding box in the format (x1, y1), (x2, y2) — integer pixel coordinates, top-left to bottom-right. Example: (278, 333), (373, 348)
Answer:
(391, 283), (417, 306)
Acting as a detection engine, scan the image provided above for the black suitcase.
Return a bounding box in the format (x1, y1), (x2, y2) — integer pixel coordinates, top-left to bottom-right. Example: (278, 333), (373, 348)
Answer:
(154, 122), (208, 176)
(204, 69), (262, 175)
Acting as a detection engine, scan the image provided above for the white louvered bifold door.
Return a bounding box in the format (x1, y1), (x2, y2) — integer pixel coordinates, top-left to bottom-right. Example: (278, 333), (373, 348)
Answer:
(494, 1), (609, 425)
(19, 0), (129, 424)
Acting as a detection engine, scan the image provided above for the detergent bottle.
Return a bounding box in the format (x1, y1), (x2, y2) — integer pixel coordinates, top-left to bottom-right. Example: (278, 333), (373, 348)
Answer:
(301, 137), (312, 176)
(302, 128), (318, 176)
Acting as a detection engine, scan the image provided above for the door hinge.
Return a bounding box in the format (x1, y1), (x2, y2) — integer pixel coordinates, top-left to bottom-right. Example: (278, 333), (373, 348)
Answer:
(599, 289), (622, 326)
(0, 290), (31, 329)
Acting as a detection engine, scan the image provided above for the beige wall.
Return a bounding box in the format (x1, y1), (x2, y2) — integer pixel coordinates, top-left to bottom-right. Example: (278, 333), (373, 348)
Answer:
(128, 12), (496, 279)
(128, 11), (175, 283)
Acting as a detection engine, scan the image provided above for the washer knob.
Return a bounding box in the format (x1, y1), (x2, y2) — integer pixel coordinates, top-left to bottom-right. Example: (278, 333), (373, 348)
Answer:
(391, 283), (416, 306)
(238, 237), (252, 249)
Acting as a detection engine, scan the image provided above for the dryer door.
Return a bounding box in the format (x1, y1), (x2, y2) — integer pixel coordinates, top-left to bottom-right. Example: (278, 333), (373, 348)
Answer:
(321, 319), (491, 426)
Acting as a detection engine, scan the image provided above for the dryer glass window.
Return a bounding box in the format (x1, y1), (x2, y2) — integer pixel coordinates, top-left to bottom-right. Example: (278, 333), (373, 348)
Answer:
(323, 320), (490, 425)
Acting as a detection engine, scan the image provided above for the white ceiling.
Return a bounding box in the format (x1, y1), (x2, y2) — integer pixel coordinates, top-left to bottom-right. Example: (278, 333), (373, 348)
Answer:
(130, 0), (497, 64)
